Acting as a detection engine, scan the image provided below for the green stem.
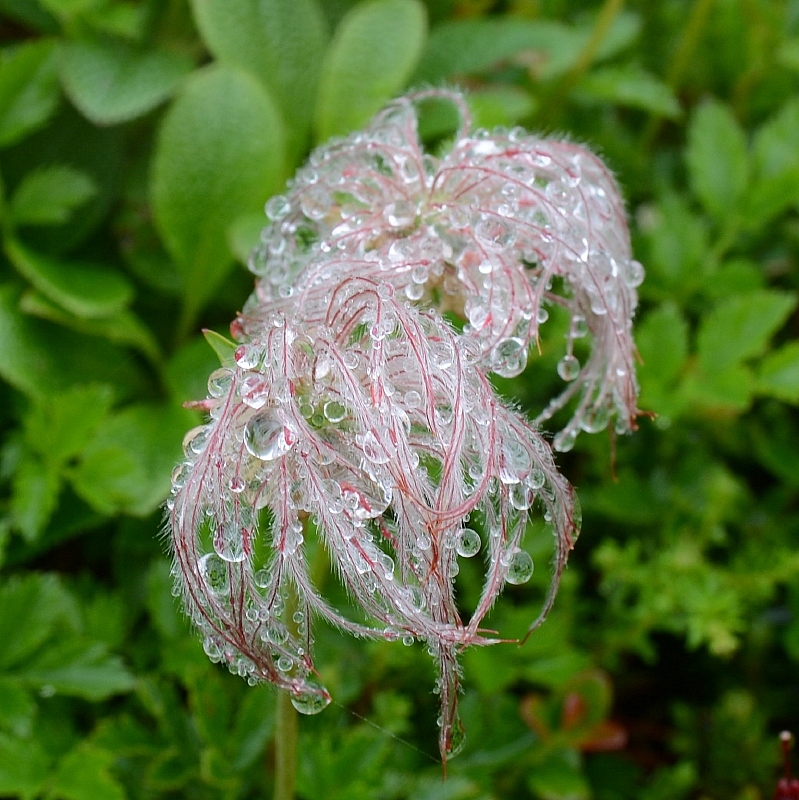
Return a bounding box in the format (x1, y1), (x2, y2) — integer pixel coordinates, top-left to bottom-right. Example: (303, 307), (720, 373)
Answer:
(641, 0), (716, 148)
(274, 689), (298, 800)
(541, 0), (625, 123)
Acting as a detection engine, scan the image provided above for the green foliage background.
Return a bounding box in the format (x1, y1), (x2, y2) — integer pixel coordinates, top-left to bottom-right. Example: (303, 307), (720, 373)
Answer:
(0, 0), (798, 797)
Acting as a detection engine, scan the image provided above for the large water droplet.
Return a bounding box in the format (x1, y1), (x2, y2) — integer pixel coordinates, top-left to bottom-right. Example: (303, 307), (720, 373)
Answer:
(491, 338), (528, 378)
(505, 550), (534, 585)
(208, 368), (233, 398)
(323, 400), (346, 423)
(244, 413), (290, 461)
(291, 684), (331, 715)
(199, 553), (230, 595)
(456, 528), (481, 558)
(557, 354), (580, 381)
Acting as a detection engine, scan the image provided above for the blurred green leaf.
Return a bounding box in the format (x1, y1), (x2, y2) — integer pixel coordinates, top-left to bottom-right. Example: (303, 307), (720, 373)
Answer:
(10, 165), (96, 226)
(152, 65), (285, 327)
(696, 291), (797, 374)
(5, 238), (134, 319)
(469, 86), (537, 128)
(0, 573), (74, 670)
(528, 749), (591, 800)
(574, 66), (680, 117)
(0, 678), (36, 737)
(51, 744), (126, 800)
(22, 641), (135, 700)
(636, 303), (688, 416)
(70, 403), (193, 516)
(757, 341), (799, 403)
(315, 0), (427, 141)
(19, 290), (161, 364)
(686, 100), (749, 223)
(0, 39), (59, 148)
(10, 455), (61, 541)
(58, 38), (192, 126)
(0, 732), (50, 797)
(190, 0), (328, 163)
(228, 212), (265, 265)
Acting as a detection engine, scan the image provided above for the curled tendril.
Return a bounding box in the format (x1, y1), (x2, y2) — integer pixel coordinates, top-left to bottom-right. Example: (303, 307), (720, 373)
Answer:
(167, 89), (641, 762)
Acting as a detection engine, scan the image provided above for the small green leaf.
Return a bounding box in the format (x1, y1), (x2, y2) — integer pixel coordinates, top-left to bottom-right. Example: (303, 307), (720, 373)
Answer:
(20, 290), (161, 364)
(636, 303), (689, 416)
(0, 39), (59, 147)
(10, 455), (61, 541)
(22, 641), (135, 700)
(686, 100), (750, 223)
(315, 0), (427, 141)
(469, 86), (537, 129)
(190, 0), (328, 163)
(10, 165), (96, 226)
(59, 38), (192, 125)
(0, 732), (50, 797)
(152, 65), (285, 326)
(0, 285), (145, 400)
(203, 328), (237, 367)
(757, 342), (799, 403)
(51, 745), (126, 800)
(24, 383), (114, 464)
(575, 66), (681, 118)
(228, 212), (265, 265)
(0, 679), (36, 737)
(70, 403), (194, 516)
(527, 749), (591, 800)
(5, 239), (134, 319)
(697, 291), (797, 374)
(0, 574), (73, 670)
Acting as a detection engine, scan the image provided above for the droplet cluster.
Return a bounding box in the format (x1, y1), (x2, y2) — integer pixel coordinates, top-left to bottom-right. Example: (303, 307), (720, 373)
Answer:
(167, 89), (640, 762)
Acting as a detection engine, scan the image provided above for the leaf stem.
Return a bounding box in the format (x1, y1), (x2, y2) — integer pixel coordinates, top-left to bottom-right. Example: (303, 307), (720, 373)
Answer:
(274, 689), (298, 800)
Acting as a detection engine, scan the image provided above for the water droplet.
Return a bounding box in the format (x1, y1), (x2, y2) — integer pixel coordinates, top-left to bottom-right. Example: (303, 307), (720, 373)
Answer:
(474, 215), (515, 249)
(623, 259), (645, 287)
(557, 355), (580, 382)
(528, 468), (545, 490)
(171, 462), (190, 489)
(291, 684), (331, 715)
(323, 400), (346, 423)
(253, 568), (270, 588)
(208, 368), (233, 398)
(491, 338), (528, 378)
(240, 373), (269, 409)
(244, 413), (291, 461)
(384, 200), (416, 227)
(510, 482), (534, 510)
(580, 404), (610, 434)
(505, 551), (534, 585)
(234, 345), (260, 370)
(430, 341), (454, 369)
(229, 476), (245, 493)
(199, 553), (230, 595)
(203, 635), (224, 660)
(277, 655), (293, 672)
(361, 430), (389, 464)
(456, 528), (481, 557)
(265, 194), (291, 221)
(183, 425), (209, 457)
(445, 716), (467, 758)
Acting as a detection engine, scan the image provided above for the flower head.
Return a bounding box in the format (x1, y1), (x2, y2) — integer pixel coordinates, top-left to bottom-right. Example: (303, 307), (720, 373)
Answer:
(167, 89), (641, 761)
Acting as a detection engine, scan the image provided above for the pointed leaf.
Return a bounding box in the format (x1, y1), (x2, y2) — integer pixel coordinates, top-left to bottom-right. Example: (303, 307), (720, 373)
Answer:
(697, 291), (797, 374)
(59, 38), (192, 125)
(203, 328), (237, 367)
(190, 0), (328, 162)
(315, 0), (427, 141)
(0, 733), (50, 797)
(10, 165), (97, 226)
(51, 745), (126, 800)
(5, 239), (134, 318)
(686, 100), (749, 223)
(0, 39), (59, 147)
(152, 65), (285, 324)
(575, 66), (680, 118)
(10, 455), (61, 541)
(757, 342), (799, 403)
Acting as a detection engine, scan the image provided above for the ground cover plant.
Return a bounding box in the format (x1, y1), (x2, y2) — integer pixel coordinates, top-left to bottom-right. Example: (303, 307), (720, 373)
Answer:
(0, 0), (798, 799)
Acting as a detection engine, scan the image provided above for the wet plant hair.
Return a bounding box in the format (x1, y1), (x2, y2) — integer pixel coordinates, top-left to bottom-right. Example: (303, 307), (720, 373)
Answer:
(167, 89), (642, 761)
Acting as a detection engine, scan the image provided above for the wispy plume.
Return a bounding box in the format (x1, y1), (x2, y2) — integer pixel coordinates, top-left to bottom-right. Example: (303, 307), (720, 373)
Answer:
(167, 89), (641, 761)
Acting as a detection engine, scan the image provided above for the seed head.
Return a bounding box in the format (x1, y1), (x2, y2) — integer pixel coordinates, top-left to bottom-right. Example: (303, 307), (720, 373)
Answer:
(167, 89), (641, 761)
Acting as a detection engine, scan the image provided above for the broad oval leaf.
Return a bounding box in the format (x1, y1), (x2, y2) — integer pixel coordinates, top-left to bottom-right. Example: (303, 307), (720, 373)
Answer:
(315, 0), (427, 142)
(0, 39), (60, 147)
(59, 38), (192, 126)
(151, 65), (285, 327)
(190, 0), (328, 163)
(10, 164), (97, 226)
(5, 238), (134, 318)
